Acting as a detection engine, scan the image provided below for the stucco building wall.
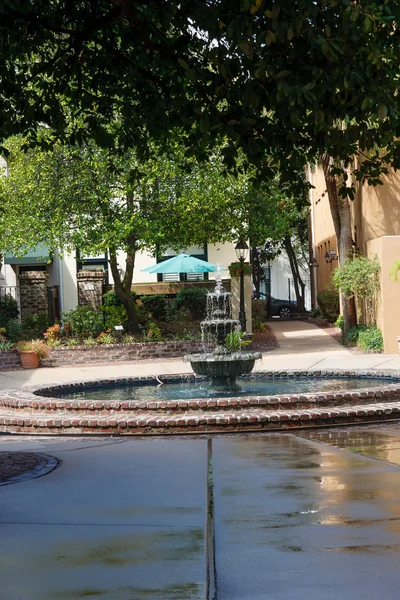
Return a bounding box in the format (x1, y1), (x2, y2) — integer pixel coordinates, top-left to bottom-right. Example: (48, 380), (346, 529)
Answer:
(309, 164), (400, 354)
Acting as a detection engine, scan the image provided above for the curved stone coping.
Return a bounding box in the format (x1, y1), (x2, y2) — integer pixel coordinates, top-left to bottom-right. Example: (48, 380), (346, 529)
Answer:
(0, 452), (62, 486)
(1, 401), (400, 434)
(184, 352), (262, 362)
(2, 370), (400, 414)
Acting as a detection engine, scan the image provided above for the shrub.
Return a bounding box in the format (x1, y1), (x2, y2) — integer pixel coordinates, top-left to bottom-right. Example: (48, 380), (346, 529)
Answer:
(252, 318), (266, 332)
(317, 289), (340, 322)
(357, 326), (383, 352)
(332, 256), (380, 323)
(62, 306), (104, 338)
(5, 318), (23, 343)
(0, 293), (19, 327)
(140, 295), (167, 320)
(335, 315), (344, 331)
(252, 299), (267, 322)
(21, 312), (50, 339)
(43, 323), (61, 343)
(101, 305), (128, 329)
(343, 325), (368, 346)
(144, 321), (163, 341)
(172, 288), (208, 319)
(103, 290), (137, 306)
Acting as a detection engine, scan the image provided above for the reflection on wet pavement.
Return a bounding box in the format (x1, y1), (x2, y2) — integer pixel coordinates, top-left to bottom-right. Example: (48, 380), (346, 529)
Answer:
(3, 430), (400, 599)
(213, 434), (400, 600)
(298, 424), (400, 465)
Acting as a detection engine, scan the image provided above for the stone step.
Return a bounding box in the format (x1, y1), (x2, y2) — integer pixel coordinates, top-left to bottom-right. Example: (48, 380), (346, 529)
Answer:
(1, 401), (400, 435)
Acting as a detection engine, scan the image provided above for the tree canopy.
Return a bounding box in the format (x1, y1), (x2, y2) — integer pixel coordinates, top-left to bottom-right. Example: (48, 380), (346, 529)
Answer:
(1, 0), (400, 178)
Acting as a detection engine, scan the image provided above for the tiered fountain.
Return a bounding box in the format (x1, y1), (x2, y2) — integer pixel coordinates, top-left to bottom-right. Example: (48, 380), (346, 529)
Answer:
(184, 265), (261, 380)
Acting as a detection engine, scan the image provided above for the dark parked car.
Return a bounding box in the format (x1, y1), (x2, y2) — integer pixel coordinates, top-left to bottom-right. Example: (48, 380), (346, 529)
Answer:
(269, 296), (298, 319)
(255, 292), (298, 319)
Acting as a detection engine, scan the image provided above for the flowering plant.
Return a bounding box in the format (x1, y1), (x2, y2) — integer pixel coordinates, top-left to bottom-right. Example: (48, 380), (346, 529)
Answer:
(43, 323), (61, 343)
(17, 339), (50, 359)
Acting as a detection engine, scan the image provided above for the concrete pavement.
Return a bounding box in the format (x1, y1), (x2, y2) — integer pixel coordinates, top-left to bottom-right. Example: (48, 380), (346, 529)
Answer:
(0, 320), (399, 391)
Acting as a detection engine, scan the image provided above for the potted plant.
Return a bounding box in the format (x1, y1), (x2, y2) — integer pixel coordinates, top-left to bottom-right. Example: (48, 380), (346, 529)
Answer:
(228, 262), (252, 277)
(17, 339), (50, 369)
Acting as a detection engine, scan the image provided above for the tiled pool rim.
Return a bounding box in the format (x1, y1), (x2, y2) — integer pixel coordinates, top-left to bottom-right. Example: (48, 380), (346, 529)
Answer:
(2, 369), (400, 435)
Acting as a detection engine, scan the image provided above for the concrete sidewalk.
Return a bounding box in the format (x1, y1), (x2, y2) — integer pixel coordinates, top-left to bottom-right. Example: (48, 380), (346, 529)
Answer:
(1, 320), (399, 391)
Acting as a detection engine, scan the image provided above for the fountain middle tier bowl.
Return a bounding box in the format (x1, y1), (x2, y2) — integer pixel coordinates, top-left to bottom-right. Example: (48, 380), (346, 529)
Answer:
(184, 351), (262, 378)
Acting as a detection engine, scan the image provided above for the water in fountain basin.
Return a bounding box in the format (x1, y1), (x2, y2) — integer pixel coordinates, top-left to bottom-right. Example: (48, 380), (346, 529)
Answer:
(44, 376), (395, 402)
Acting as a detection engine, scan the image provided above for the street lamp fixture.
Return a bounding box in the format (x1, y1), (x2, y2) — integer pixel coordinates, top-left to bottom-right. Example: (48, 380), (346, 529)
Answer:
(309, 257), (318, 268)
(324, 249), (338, 263)
(235, 241), (249, 332)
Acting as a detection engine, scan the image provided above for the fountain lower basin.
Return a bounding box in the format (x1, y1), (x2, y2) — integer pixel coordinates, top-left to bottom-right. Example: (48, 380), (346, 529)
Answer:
(184, 352), (262, 379)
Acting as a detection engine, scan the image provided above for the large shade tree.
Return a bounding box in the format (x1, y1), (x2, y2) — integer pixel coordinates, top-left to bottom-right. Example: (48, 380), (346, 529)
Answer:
(0, 136), (251, 331)
(1, 0), (399, 173)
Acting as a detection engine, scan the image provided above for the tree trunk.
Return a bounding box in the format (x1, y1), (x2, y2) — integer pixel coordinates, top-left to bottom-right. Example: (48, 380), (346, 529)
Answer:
(321, 155), (357, 333)
(250, 246), (262, 298)
(284, 235), (306, 312)
(109, 248), (139, 334)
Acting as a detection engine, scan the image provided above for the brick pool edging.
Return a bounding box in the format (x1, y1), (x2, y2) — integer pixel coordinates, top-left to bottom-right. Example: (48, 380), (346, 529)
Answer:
(2, 370), (400, 435)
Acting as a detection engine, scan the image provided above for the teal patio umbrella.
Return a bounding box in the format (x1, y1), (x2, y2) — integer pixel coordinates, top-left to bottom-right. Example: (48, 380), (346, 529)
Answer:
(141, 253), (219, 274)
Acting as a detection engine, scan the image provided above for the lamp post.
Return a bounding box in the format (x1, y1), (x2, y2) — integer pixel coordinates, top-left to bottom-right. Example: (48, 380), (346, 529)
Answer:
(235, 240), (249, 332)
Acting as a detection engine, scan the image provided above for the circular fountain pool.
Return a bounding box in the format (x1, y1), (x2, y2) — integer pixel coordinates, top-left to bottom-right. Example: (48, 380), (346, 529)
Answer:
(2, 370), (400, 435)
(37, 374), (400, 402)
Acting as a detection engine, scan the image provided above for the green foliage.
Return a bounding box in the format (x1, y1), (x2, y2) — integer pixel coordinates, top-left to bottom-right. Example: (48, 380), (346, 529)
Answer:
(343, 325), (368, 346)
(172, 288), (208, 320)
(0, 294), (19, 327)
(62, 307), (104, 338)
(1, 0), (399, 188)
(96, 332), (114, 345)
(343, 324), (383, 352)
(140, 295), (168, 320)
(316, 289), (340, 322)
(144, 322), (163, 342)
(228, 262), (252, 276)
(252, 318), (266, 332)
(0, 338), (13, 350)
(357, 327), (383, 352)
(335, 315), (344, 332)
(389, 260), (400, 283)
(21, 312), (50, 339)
(332, 256), (380, 323)
(5, 319), (23, 343)
(103, 290), (137, 306)
(101, 305), (127, 329)
(225, 331), (251, 352)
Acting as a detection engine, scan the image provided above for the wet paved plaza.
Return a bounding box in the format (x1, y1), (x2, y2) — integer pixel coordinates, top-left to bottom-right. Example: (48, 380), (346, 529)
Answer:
(2, 425), (400, 599)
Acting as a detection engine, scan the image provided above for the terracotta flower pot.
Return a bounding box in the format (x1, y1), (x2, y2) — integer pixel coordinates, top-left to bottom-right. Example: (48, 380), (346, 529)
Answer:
(19, 351), (40, 369)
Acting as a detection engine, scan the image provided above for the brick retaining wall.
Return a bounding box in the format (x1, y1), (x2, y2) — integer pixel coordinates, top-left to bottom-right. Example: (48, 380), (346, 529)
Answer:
(41, 340), (204, 367)
(0, 341), (204, 370)
(0, 350), (21, 370)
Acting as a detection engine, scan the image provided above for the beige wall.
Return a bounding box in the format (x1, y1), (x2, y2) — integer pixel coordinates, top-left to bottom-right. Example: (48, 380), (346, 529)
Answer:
(308, 165), (338, 296)
(367, 236), (400, 354)
(231, 273), (252, 334)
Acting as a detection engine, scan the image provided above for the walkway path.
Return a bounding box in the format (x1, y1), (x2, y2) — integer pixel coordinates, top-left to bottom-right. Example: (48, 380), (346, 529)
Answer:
(0, 320), (399, 391)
